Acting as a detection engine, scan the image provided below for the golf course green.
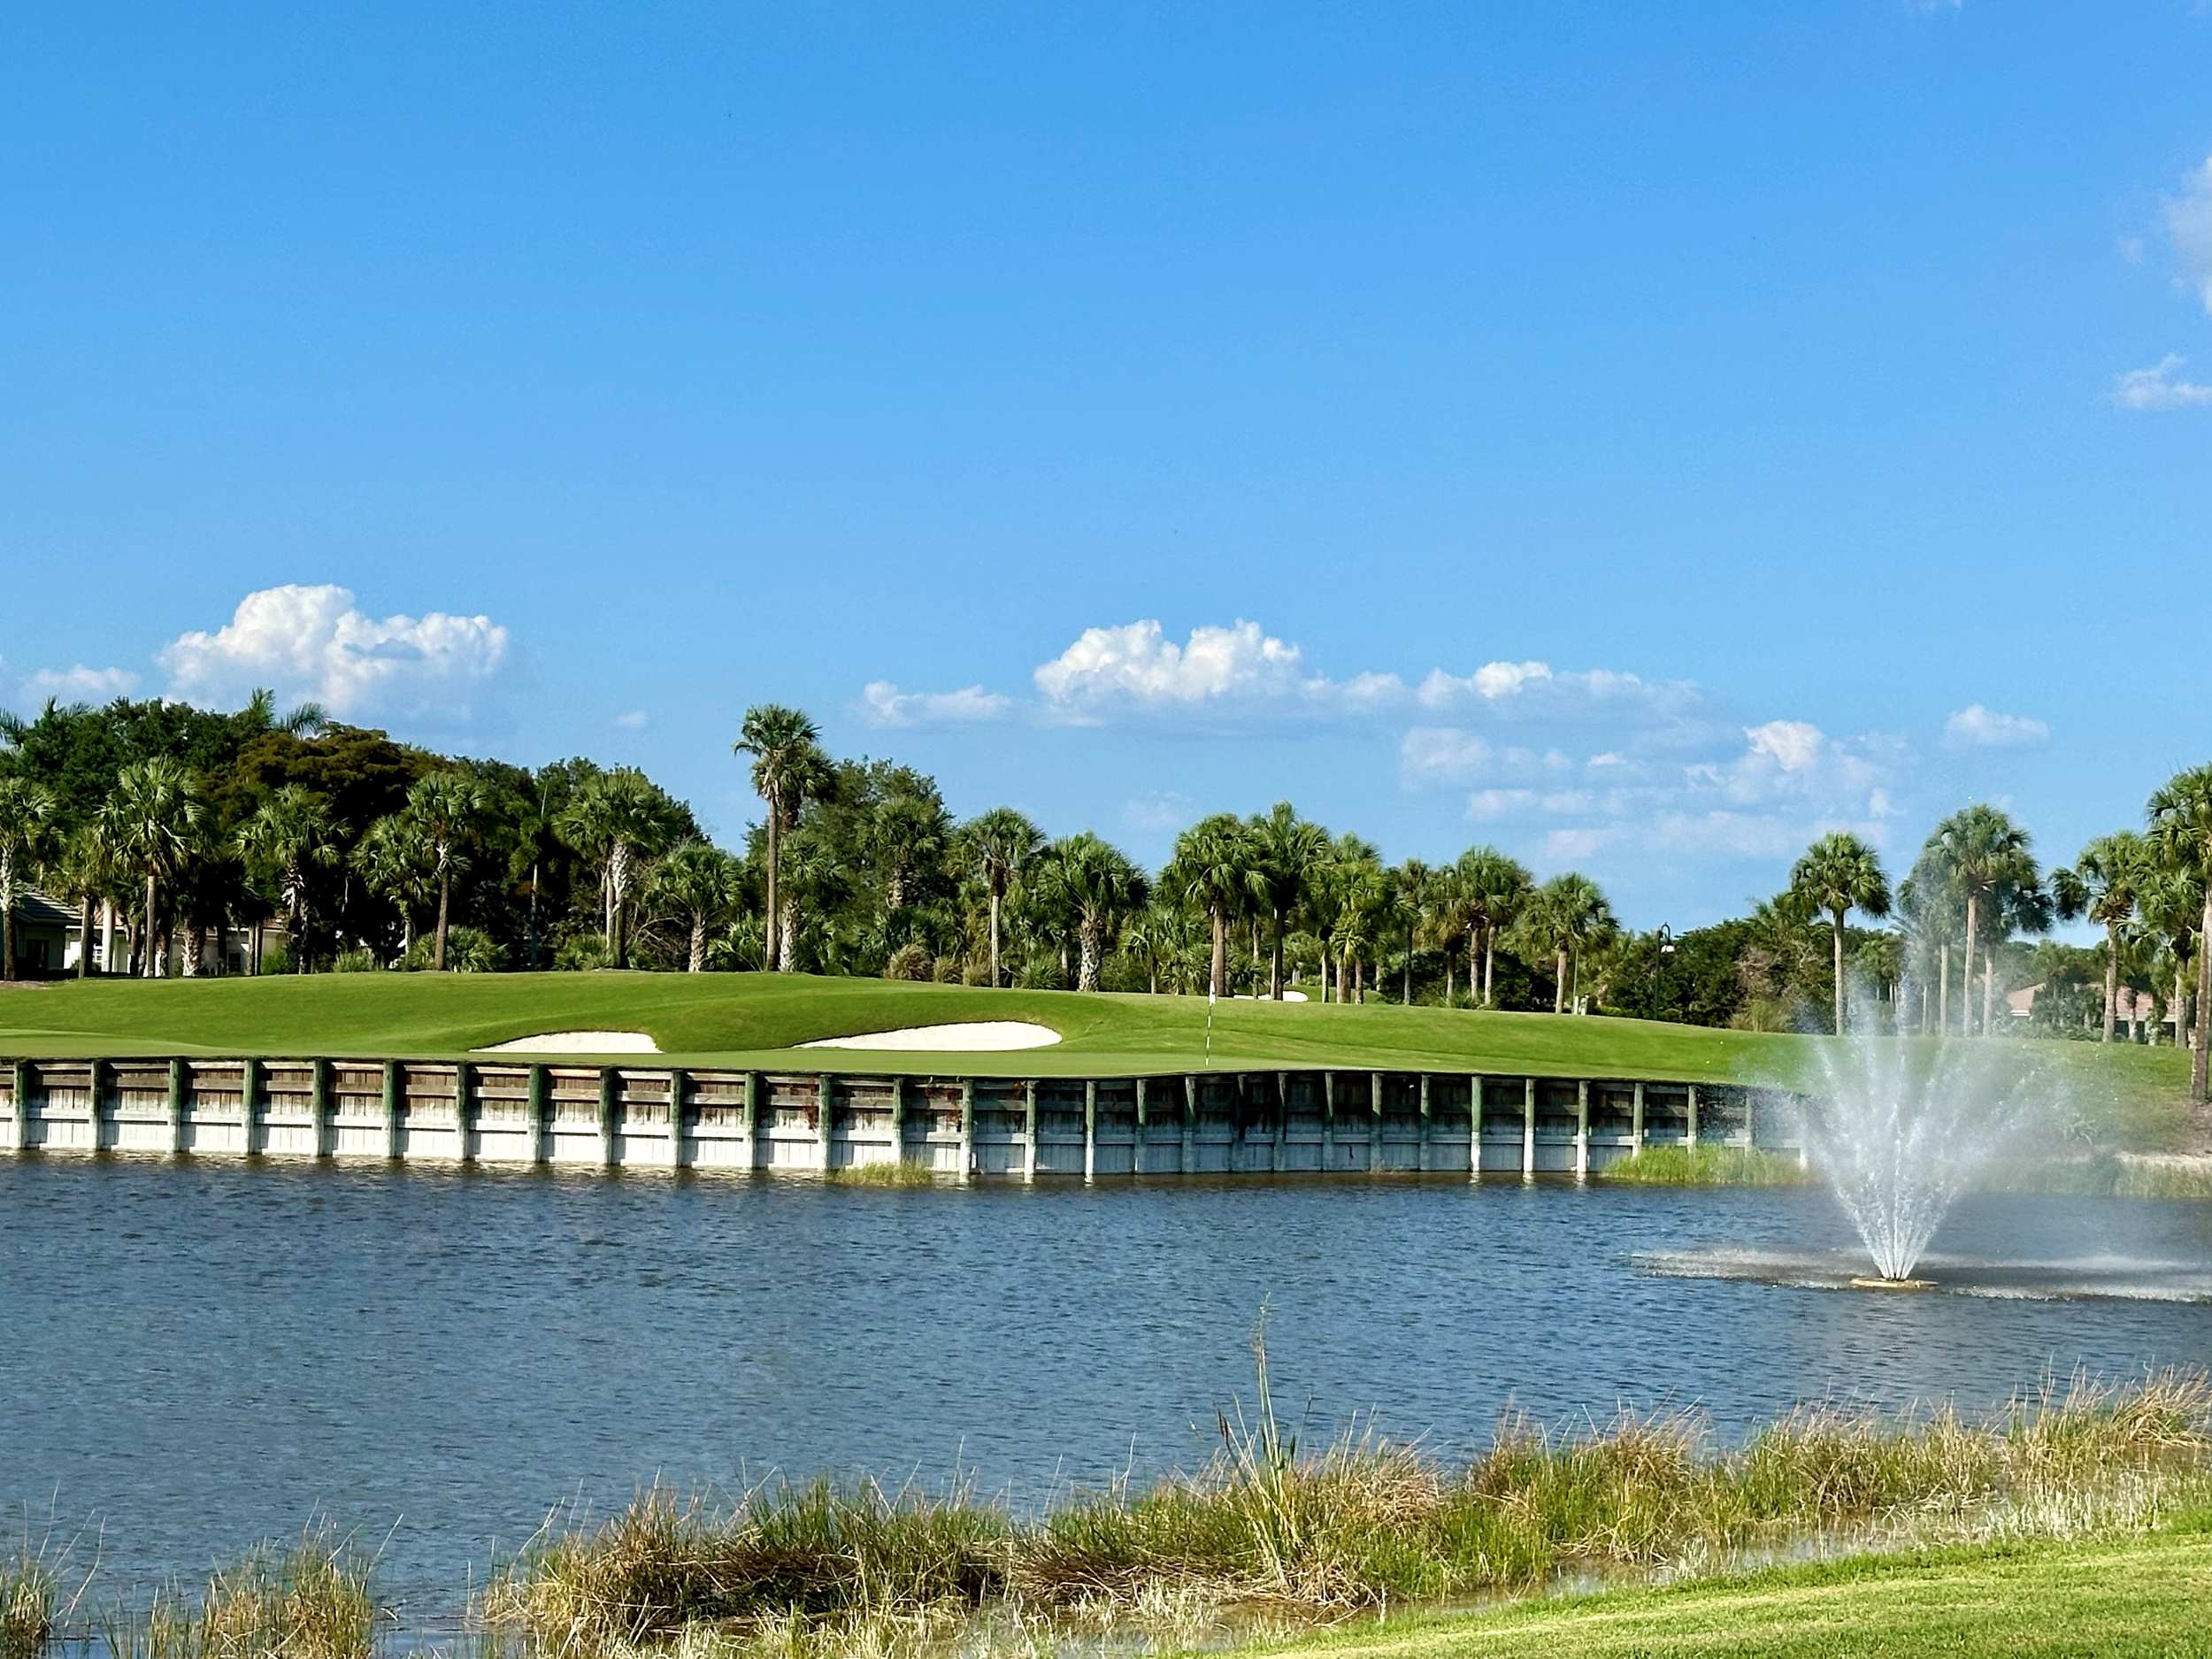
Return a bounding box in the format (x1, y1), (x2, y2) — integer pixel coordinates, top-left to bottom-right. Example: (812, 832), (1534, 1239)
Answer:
(0, 972), (2193, 1149)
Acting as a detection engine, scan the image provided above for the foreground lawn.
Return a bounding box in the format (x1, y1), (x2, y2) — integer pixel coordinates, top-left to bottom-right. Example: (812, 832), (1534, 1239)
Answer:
(0, 972), (2191, 1146)
(1238, 1529), (2212, 1659)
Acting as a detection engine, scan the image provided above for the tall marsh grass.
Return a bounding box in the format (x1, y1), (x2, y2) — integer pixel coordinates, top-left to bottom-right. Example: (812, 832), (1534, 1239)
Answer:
(824, 1162), (939, 1188)
(484, 1335), (2212, 1655)
(102, 1528), (380, 1659)
(1601, 1145), (1810, 1187)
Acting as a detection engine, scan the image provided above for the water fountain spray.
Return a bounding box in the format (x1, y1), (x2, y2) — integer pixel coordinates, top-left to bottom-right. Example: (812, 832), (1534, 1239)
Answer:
(1796, 988), (2044, 1286)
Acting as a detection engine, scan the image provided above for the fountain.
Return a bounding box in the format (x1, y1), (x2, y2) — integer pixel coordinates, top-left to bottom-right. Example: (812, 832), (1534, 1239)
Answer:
(1797, 1010), (2042, 1286)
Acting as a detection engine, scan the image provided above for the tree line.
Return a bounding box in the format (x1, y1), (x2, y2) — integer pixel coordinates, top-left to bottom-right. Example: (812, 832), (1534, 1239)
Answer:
(4, 695), (2208, 1099)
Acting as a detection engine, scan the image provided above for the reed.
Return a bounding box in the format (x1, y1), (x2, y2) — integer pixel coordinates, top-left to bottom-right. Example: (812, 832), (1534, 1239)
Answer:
(101, 1527), (380, 1659)
(1, 1555), (55, 1659)
(824, 1162), (939, 1188)
(1601, 1145), (1811, 1187)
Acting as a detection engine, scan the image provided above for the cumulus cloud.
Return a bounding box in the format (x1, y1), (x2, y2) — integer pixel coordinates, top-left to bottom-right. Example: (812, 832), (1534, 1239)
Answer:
(1467, 787), (1537, 822)
(1742, 718), (1826, 773)
(20, 664), (141, 702)
(159, 585), (510, 724)
(2111, 356), (2212, 411)
(1030, 618), (1405, 719)
(1944, 703), (2050, 749)
(2169, 155), (2212, 313)
(858, 680), (1011, 728)
(1416, 659), (1694, 717)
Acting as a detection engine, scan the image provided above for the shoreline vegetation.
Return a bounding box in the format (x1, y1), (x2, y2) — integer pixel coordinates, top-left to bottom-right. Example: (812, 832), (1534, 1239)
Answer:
(1600, 1144), (2212, 1199)
(10, 1355), (2212, 1659)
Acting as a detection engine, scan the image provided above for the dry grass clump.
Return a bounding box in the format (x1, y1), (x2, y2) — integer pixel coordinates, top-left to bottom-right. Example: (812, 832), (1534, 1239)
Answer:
(104, 1527), (379, 1659)
(1, 1555), (56, 1659)
(486, 1337), (2212, 1658)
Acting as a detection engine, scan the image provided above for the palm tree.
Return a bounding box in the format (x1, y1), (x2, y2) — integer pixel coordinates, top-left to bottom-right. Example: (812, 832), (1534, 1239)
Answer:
(234, 687), (329, 739)
(96, 758), (208, 978)
(2138, 862), (2205, 1061)
(0, 776), (60, 981)
(1039, 833), (1148, 992)
(236, 786), (342, 973)
(402, 772), (488, 972)
(1390, 858), (1436, 1004)
(649, 839), (741, 972)
(558, 767), (683, 971)
(1520, 872), (1616, 1014)
(1164, 813), (1259, 1001)
(2052, 832), (2151, 1043)
(961, 807), (1043, 987)
(1786, 832), (1892, 1036)
(1930, 805), (2034, 1036)
(53, 821), (121, 979)
(734, 705), (830, 972)
(1446, 848), (1533, 1010)
(1247, 803), (1328, 1000)
(2147, 765), (2212, 1100)
(353, 810), (437, 959)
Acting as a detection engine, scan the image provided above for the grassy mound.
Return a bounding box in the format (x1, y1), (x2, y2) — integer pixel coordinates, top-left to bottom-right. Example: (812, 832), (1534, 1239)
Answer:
(1602, 1145), (1814, 1187)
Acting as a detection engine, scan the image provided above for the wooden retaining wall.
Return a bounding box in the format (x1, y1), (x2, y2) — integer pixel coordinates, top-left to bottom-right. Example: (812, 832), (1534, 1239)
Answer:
(0, 1059), (1808, 1179)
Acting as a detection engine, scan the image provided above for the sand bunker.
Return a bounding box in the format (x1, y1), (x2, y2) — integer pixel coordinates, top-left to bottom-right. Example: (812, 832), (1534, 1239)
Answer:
(797, 1021), (1062, 1052)
(473, 1031), (662, 1055)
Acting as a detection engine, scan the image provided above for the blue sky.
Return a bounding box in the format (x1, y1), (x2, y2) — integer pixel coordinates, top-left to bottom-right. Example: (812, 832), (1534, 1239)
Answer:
(4, 2), (2210, 929)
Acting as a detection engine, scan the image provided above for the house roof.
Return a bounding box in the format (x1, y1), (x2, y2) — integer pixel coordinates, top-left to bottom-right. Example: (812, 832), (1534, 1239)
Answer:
(7, 889), (77, 928)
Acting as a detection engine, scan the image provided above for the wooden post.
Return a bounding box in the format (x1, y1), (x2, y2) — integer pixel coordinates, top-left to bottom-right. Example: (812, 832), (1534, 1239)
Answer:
(382, 1060), (402, 1159)
(1180, 1074), (1197, 1173)
(1023, 1079), (1039, 1182)
(1370, 1071), (1384, 1172)
(1134, 1076), (1148, 1176)
(1743, 1090), (1756, 1151)
(816, 1073), (834, 1171)
(454, 1060), (474, 1165)
(1575, 1079), (1590, 1179)
(957, 1078), (975, 1179)
(166, 1057), (187, 1156)
(1417, 1073), (1432, 1172)
(9, 1059), (27, 1153)
(310, 1057), (330, 1159)
(527, 1064), (549, 1165)
(1083, 1079), (1097, 1183)
(742, 1071), (762, 1171)
(1273, 1071), (1289, 1173)
(599, 1066), (620, 1170)
(1630, 1080), (1645, 1161)
(1321, 1071), (1337, 1169)
(667, 1068), (687, 1170)
(1468, 1074), (1483, 1179)
(885, 1075), (904, 1169)
(1686, 1083), (1700, 1149)
(87, 1057), (105, 1152)
(238, 1057), (258, 1159)
(1521, 1077), (1536, 1179)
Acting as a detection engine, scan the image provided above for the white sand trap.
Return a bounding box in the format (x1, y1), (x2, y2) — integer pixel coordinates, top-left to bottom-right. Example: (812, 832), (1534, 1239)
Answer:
(473, 1030), (662, 1055)
(797, 1021), (1062, 1052)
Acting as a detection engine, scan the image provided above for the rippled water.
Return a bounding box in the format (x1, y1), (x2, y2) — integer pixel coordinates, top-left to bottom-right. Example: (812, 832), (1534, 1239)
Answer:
(3, 1159), (2209, 1614)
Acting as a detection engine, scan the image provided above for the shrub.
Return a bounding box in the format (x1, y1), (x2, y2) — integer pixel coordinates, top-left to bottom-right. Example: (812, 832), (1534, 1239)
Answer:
(885, 942), (932, 981)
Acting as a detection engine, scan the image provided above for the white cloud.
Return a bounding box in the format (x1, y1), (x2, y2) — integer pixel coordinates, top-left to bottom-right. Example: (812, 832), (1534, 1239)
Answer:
(859, 680), (1011, 727)
(1398, 726), (1493, 783)
(1545, 827), (1616, 861)
(1030, 618), (1405, 719)
(1743, 718), (1826, 773)
(2111, 355), (2212, 411)
(1417, 660), (1694, 717)
(159, 584), (509, 723)
(1943, 703), (2050, 749)
(20, 664), (140, 702)
(614, 710), (649, 730)
(2168, 155), (2212, 313)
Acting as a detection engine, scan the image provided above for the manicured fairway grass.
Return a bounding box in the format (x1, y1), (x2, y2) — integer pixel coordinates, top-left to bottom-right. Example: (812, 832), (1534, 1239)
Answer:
(1233, 1528), (2212, 1659)
(0, 972), (2193, 1146)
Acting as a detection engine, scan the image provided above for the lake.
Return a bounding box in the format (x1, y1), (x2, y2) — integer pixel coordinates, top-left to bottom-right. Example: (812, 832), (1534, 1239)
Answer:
(4, 1158), (2208, 1617)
